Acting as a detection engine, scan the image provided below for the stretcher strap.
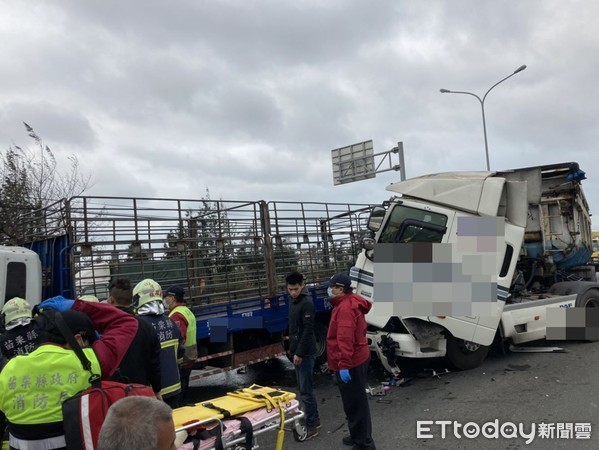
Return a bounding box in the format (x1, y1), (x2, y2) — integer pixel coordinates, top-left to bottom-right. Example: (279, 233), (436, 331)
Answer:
(232, 417), (253, 449)
(186, 409), (256, 449)
(227, 391), (276, 412)
(227, 385), (295, 413)
(225, 388), (287, 449)
(201, 402), (231, 419)
(274, 396), (286, 450)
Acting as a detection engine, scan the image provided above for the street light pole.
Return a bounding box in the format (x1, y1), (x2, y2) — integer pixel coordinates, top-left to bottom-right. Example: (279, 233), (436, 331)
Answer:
(440, 65), (526, 171)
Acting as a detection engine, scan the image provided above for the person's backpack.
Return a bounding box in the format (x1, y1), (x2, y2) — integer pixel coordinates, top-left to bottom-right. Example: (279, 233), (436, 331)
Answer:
(55, 312), (156, 450)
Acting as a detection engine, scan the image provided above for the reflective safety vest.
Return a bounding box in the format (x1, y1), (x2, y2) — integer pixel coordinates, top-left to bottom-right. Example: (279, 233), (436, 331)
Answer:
(169, 305), (197, 348)
(0, 344), (100, 425)
(139, 314), (182, 398)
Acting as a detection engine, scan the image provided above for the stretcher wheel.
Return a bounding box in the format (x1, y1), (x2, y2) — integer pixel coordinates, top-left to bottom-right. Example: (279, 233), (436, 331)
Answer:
(293, 423), (308, 442)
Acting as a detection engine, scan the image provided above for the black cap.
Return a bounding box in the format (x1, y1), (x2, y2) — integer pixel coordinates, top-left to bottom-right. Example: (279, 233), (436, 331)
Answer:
(164, 285), (185, 302)
(329, 273), (352, 289)
(38, 310), (97, 345)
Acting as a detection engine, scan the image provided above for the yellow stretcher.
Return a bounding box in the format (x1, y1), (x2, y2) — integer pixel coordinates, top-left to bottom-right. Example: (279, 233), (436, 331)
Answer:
(173, 385), (307, 450)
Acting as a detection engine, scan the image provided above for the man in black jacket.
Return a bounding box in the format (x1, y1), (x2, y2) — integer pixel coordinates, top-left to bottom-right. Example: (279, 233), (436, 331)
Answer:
(286, 271), (320, 439)
(107, 278), (162, 398)
(133, 279), (184, 408)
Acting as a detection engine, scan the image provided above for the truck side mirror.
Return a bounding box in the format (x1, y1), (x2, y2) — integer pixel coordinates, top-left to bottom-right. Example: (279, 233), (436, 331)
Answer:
(367, 206), (386, 232)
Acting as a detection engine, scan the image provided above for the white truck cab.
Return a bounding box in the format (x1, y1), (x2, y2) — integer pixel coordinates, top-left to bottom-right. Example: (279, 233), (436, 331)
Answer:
(352, 162), (598, 371)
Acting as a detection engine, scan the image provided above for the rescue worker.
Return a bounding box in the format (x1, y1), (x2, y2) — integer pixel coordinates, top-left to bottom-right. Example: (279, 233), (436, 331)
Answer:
(133, 279), (184, 408)
(0, 298), (44, 449)
(163, 285), (197, 403)
(107, 278), (162, 397)
(0, 297), (138, 450)
(0, 297), (43, 359)
(326, 273), (376, 450)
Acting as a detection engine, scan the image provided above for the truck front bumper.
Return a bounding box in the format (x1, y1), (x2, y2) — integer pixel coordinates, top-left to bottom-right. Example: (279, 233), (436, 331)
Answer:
(367, 330), (447, 360)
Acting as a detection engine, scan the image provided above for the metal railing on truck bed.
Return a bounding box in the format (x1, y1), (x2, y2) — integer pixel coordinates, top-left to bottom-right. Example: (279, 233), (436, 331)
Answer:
(17, 196), (373, 376)
(16, 196), (373, 308)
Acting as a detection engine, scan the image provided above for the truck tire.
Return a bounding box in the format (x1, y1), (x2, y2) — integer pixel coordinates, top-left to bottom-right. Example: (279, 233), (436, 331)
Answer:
(574, 289), (599, 341)
(575, 288), (599, 308)
(446, 334), (489, 370)
(314, 322), (328, 367)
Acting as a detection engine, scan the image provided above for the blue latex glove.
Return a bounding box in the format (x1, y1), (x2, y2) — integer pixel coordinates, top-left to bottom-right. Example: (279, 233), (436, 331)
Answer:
(38, 296), (75, 312)
(339, 369), (352, 383)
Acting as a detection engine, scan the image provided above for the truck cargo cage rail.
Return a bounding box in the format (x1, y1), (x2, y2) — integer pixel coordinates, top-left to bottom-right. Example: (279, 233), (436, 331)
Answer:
(16, 196), (373, 304)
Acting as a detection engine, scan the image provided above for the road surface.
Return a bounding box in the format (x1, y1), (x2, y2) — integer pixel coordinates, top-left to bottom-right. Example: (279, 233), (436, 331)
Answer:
(187, 339), (598, 449)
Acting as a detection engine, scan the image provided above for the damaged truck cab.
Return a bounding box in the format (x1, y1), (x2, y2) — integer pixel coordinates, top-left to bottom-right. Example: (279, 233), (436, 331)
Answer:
(352, 162), (598, 372)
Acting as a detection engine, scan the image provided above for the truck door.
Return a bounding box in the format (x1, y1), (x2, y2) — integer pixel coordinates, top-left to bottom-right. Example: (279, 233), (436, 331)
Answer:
(426, 212), (485, 343)
(428, 217), (524, 346)
(471, 221), (524, 344)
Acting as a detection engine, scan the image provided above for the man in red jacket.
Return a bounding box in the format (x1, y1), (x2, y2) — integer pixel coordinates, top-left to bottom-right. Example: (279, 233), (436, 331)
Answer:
(326, 273), (376, 450)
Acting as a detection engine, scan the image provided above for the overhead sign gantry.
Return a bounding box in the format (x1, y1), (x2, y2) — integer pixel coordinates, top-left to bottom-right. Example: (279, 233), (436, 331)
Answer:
(331, 140), (405, 186)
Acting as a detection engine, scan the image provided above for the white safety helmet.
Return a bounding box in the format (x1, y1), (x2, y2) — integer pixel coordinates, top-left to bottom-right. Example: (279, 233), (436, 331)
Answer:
(78, 294), (99, 303)
(2, 297), (32, 324)
(133, 279), (163, 308)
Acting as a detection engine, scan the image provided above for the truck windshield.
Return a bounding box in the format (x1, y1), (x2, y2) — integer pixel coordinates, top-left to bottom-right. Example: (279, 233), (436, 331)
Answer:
(379, 205), (448, 244)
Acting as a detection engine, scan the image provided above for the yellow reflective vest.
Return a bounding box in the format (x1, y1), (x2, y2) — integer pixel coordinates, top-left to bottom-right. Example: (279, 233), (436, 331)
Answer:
(169, 305), (197, 349)
(0, 344), (100, 425)
(169, 305), (198, 363)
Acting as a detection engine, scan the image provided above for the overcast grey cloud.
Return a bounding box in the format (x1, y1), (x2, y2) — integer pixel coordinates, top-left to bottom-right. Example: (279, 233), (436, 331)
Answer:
(1, 0), (598, 226)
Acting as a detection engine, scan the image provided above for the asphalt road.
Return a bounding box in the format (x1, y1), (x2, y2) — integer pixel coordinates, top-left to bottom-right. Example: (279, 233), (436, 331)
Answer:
(187, 339), (599, 450)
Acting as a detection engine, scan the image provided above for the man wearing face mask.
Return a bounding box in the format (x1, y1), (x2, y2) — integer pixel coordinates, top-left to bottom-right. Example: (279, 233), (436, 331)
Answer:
(163, 285), (197, 404)
(326, 273), (376, 450)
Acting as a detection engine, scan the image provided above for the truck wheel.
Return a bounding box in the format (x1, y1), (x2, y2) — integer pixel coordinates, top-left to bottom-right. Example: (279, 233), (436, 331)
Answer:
(446, 335), (489, 370)
(575, 289), (599, 341)
(575, 288), (599, 308)
(314, 322), (328, 367)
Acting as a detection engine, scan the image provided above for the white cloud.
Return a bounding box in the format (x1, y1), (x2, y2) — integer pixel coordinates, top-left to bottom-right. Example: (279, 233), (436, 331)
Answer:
(0, 0), (598, 228)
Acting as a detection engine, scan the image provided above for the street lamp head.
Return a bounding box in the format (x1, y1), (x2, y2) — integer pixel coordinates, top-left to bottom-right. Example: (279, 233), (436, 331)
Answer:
(514, 65), (527, 74)
(440, 65), (527, 172)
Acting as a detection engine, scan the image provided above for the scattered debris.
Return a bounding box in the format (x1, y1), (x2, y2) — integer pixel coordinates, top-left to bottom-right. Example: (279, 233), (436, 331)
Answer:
(382, 376), (411, 387)
(365, 384), (394, 403)
(328, 422), (345, 434)
(418, 368), (451, 379)
(399, 377), (413, 387)
(509, 344), (566, 353)
(366, 384), (387, 396)
(505, 364), (531, 371)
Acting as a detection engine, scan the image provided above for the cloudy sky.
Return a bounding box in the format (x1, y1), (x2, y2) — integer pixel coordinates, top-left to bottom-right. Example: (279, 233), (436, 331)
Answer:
(1, 1), (598, 228)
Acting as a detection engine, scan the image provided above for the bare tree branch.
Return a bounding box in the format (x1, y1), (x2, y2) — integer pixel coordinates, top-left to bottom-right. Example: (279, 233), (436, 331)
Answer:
(0, 123), (93, 244)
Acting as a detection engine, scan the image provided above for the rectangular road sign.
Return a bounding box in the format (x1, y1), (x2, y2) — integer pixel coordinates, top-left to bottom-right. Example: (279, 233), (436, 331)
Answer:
(332, 140), (375, 185)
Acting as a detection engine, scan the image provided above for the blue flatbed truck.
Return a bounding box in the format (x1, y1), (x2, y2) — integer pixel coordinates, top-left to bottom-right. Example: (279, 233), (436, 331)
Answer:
(7, 196), (371, 380)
